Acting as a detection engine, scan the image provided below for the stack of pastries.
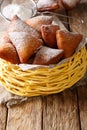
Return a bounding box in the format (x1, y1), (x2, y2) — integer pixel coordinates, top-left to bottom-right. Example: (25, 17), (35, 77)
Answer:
(0, 15), (83, 65)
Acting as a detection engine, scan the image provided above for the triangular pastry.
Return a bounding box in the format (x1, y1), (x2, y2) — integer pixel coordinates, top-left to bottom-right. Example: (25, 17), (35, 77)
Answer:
(41, 24), (60, 48)
(33, 46), (64, 65)
(56, 30), (83, 58)
(37, 0), (59, 11)
(0, 34), (20, 64)
(8, 15), (41, 39)
(26, 15), (53, 32)
(9, 32), (43, 63)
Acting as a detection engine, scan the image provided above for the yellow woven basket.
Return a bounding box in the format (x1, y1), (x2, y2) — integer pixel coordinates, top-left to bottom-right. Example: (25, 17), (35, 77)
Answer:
(0, 45), (87, 97)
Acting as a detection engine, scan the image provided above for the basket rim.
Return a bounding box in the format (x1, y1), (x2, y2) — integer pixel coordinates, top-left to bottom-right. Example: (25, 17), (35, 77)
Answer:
(0, 45), (87, 97)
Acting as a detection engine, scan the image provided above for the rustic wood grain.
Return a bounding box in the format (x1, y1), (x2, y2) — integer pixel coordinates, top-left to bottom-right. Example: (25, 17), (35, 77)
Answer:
(77, 86), (87, 130)
(68, 3), (87, 38)
(43, 89), (80, 130)
(6, 97), (42, 130)
(0, 104), (7, 130)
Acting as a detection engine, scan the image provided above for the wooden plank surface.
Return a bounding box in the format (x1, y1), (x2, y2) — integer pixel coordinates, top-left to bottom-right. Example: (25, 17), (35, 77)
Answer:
(6, 91), (80, 130)
(77, 86), (87, 130)
(0, 104), (7, 130)
(6, 97), (42, 130)
(68, 3), (87, 38)
(43, 90), (80, 130)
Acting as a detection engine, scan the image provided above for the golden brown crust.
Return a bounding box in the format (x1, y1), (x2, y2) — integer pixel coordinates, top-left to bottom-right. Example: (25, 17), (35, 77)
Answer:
(56, 30), (83, 58)
(26, 15), (53, 32)
(41, 24), (60, 48)
(26, 54), (35, 64)
(0, 39), (20, 64)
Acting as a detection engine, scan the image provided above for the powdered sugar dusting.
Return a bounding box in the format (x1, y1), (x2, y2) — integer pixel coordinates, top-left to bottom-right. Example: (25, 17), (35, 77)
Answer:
(8, 16), (40, 38)
(37, 0), (58, 8)
(63, 0), (79, 7)
(29, 15), (53, 23)
(9, 31), (43, 63)
(2, 4), (27, 20)
(36, 46), (63, 62)
(2, 0), (37, 20)
(26, 15), (53, 32)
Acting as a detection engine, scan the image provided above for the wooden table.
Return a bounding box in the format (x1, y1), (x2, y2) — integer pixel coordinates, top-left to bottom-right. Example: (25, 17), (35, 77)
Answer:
(0, 3), (87, 130)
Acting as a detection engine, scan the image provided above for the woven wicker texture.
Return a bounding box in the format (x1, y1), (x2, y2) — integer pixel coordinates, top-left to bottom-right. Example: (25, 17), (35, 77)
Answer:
(0, 46), (87, 97)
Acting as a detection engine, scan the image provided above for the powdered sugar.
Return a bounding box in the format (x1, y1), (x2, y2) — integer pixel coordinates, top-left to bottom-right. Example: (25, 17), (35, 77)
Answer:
(2, 1), (36, 21)
(37, 0), (58, 8)
(8, 15), (40, 38)
(9, 31), (43, 63)
(62, 0), (79, 7)
(35, 46), (63, 62)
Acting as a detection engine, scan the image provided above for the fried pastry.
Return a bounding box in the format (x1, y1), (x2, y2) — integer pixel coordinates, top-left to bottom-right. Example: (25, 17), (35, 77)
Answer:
(59, 0), (80, 10)
(26, 54), (35, 64)
(56, 30), (83, 58)
(33, 46), (64, 65)
(41, 24), (60, 48)
(1, 32), (11, 43)
(26, 15), (53, 32)
(52, 17), (68, 31)
(8, 15), (41, 39)
(0, 36), (20, 64)
(9, 32), (43, 63)
(37, 0), (59, 11)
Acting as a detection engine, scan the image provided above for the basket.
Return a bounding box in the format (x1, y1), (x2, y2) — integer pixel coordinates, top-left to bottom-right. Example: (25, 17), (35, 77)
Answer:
(0, 44), (87, 97)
